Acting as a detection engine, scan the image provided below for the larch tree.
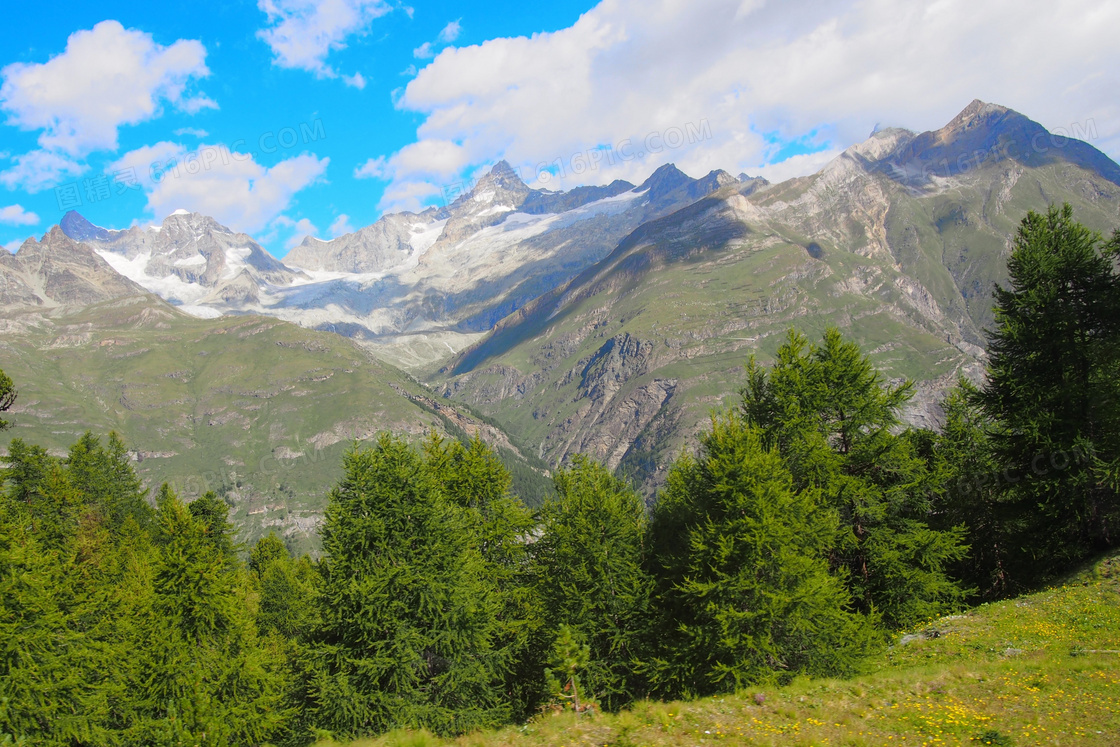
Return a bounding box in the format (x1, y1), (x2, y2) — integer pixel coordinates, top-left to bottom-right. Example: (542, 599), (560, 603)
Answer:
(529, 456), (653, 712)
(646, 412), (875, 698)
(980, 203), (1120, 578)
(298, 434), (509, 739)
(741, 328), (967, 629)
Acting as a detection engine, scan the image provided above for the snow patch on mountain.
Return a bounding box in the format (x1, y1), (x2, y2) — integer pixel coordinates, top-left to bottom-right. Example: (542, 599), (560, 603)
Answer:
(94, 249), (211, 306)
(408, 219), (447, 255)
(222, 247), (253, 280)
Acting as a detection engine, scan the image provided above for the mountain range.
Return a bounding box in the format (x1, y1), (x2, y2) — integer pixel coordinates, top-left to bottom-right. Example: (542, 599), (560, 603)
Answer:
(58, 157), (742, 370)
(4, 99), (1119, 540)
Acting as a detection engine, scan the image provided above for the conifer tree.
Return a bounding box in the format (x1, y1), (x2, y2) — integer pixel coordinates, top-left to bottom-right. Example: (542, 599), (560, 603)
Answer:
(742, 328), (967, 629)
(188, 490), (237, 560)
(0, 368), (14, 431)
(298, 435), (508, 739)
(0, 472), (117, 744)
(249, 532), (318, 641)
(646, 412), (875, 698)
(932, 381), (1012, 597)
(124, 487), (286, 745)
(66, 431), (152, 533)
(3, 440), (82, 550)
(423, 432), (539, 717)
(258, 555), (317, 641)
(981, 204), (1120, 576)
(249, 531), (289, 578)
(544, 624), (592, 712)
(530, 456), (652, 711)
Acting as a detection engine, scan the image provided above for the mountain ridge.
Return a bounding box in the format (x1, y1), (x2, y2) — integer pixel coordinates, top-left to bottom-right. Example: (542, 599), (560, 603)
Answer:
(32, 98), (1120, 495)
(59, 157), (734, 367)
(435, 100), (1120, 489)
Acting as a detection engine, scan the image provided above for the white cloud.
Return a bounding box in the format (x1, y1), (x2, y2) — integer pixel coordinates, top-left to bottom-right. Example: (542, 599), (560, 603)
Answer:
(390, 139), (469, 178)
(438, 20), (461, 43)
(343, 71), (366, 89)
(353, 155), (388, 179)
(329, 213), (353, 236)
(360, 139), (470, 211)
(0, 21), (213, 157)
(270, 215), (319, 249)
(755, 148), (843, 184)
(257, 0), (391, 79)
(412, 20), (461, 62)
(377, 0), (1120, 204)
(109, 142), (329, 234)
(377, 178), (443, 214)
(0, 149), (84, 193)
(174, 127), (210, 138)
(0, 204), (39, 226)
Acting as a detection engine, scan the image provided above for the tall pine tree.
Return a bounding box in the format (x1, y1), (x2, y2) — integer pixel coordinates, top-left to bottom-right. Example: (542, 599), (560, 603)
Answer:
(529, 456), (652, 712)
(422, 432), (539, 718)
(931, 381), (1015, 597)
(66, 431), (152, 534)
(297, 435), (509, 739)
(742, 329), (967, 629)
(646, 412), (875, 698)
(980, 204), (1120, 578)
(124, 487), (286, 745)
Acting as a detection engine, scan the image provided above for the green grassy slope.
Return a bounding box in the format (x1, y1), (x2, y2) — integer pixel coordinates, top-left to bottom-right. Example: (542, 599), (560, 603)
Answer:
(0, 294), (548, 554)
(325, 552), (1120, 746)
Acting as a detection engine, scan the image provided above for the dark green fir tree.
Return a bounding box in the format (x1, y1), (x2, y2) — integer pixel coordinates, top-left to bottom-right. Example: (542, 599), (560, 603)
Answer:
(646, 412), (875, 698)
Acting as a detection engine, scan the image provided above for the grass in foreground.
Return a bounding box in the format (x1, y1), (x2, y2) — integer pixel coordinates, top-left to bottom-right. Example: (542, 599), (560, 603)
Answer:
(319, 554), (1119, 746)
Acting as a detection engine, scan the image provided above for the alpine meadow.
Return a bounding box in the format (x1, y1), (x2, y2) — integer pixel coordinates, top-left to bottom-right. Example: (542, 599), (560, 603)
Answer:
(2, 1), (1119, 744)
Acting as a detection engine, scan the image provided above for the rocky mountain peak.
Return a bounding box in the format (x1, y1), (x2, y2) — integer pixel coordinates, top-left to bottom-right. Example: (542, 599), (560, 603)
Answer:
(697, 169), (739, 192)
(436, 161), (534, 243)
(637, 163), (693, 201)
(464, 160), (531, 205)
(737, 174), (771, 196)
(0, 226), (146, 311)
(60, 211), (116, 243)
(38, 225), (94, 254)
(160, 210), (234, 237)
(488, 159), (520, 180)
(943, 99), (1011, 136)
(880, 99), (1120, 187)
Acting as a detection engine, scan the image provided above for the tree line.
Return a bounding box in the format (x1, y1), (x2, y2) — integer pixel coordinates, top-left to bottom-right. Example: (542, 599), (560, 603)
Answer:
(1, 204), (1117, 745)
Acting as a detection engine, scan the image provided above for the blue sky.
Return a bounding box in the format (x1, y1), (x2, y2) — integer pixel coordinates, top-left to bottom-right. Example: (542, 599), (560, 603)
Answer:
(2, 0), (1118, 257)
(0, 1), (601, 254)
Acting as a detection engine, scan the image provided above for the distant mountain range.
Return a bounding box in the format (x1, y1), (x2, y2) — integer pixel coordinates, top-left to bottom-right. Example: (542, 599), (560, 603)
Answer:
(5, 99), (1120, 530)
(55, 158), (744, 369)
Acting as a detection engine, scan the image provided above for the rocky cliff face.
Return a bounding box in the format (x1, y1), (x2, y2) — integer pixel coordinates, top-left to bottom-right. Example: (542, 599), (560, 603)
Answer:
(0, 227), (148, 313)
